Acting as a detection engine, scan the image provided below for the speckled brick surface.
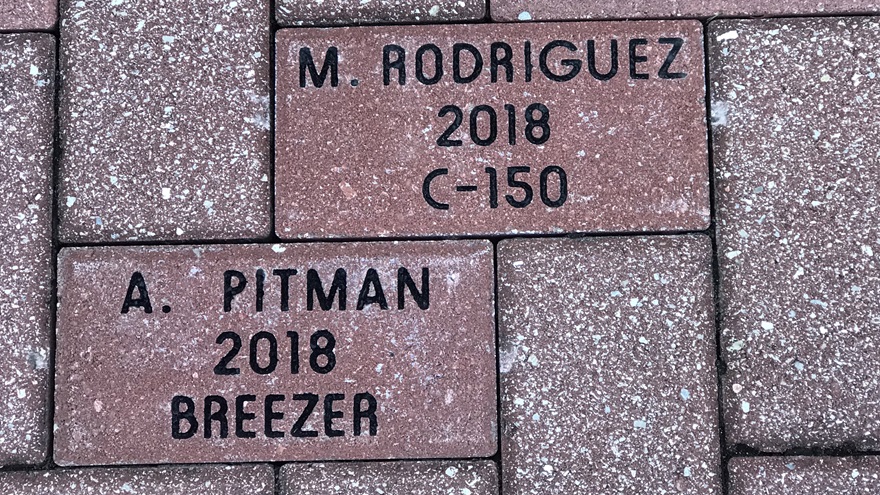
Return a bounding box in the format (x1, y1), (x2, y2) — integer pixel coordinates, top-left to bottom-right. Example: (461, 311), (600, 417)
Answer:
(275, 21), (709, 239)
(492, 0), (880, 22)
(729, 457), (880, 494)
(58, 0), (271, 243)
(0, 1), (56, 31)
(276, 0), (484, 26)
(279, 461), (498, 494)
(54, 241), (496, 465)
(498, 236), (720, 494)
(711, 18), (880, 451)
(0, 464), (274, 494)
(0, 33), (54, 466)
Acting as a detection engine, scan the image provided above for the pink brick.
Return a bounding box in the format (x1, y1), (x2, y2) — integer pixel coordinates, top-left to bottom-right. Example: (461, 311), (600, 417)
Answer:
(0, 465), (274, 494)
(712, 17), (880, 451)
(0, 33), (55, 465)
(276, 0), (485, 26)
(491, 0), (880, 21)
(54, 241), (496, 465)
(499, 236), (720, 494)
(280, 461), (498, 494)
(729, 457), (880, 494)
(275, 21), (709, 239)
(0, 0), (56, 30)
(58, 0), (271, 242)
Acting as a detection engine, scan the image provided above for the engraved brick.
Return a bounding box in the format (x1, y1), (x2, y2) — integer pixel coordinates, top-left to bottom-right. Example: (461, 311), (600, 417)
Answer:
(491, 0), (880, 22)
(0, 465), (274, 495)
(729, 457), (880, 494)
(0, 33), (55, 465)
(498, 236), (720, 494)
(54, 241), (496, 465)
(711, 18), (880, 451)
(276, 0), (485, 26)
(0, 0), (56, 31)
(275, 22), (709, 239)
(279, 461), (498, 494)
(58, 0), (271, 242)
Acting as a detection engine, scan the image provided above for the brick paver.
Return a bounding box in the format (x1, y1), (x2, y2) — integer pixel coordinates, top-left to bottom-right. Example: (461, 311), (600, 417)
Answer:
(729, 457), (880, 494)
(2, 0), (879, 487)
(0, 464), (274, 494)
(498, 236), (720, 494)
(275, 21), (709, 239)
(279, 461), (498, 494)
(54, 241), (496, 465)
(0, 33), (55, 466)
(276, 0), (485, 26)
(58, 0), (271, 243)
(711, 17), (880, 451)
(491, 0), (880, 22)
(0, 0), (56, 31)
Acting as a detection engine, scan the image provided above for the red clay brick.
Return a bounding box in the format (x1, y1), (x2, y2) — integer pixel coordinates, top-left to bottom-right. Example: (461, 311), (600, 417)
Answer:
(275, 22), (709, 239)
(54, 241), (496, 465)
(0, 33), (54, 466)
(58, 0), (271, 242)
(729, 457), (880, 494)
(0, 465), (274, 494)
(491, 0), (880, 22)
(279, 461), (498, 494)
(498, 236), (720, 494)
(276, 0), (485, 26)
(0, 0), (56, 30)
(712, 18), (880, 451)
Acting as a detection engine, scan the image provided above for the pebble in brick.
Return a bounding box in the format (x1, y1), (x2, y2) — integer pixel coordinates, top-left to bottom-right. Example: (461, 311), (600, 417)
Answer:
(498, 236), (720, 494)
(276, 0), (484, 26)
(0, 1), (56, 31)
(711, 18), (880, 451)
(729, 457), (880, 494)
(492, 0), (880, 22)
(279, 461), (498, 494)
(275, 22), (709, 239)
(0, 33), (54, 465)
(0, 464), (274, 494)
(58, 0), (271, 243)
(54, 241), (496, 465)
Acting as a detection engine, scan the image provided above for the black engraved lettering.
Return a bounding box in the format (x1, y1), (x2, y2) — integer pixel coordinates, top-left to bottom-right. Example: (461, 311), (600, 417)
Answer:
(397, 267), (429, 310)
(382, 44), (406, 85)
(299, 47), (339, 88)
(658, 37), (687, 79)
(587, 39), (618, 81)
(291, 393), (319, 438)
(357, 268), (388, 310)
(539, 40), (582, 82)
(121, 272), (153, 314)
(307, 268), (347, 311)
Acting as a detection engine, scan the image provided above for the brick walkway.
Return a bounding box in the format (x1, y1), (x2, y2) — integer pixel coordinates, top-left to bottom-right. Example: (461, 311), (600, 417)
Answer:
(1, 2), (879, 494)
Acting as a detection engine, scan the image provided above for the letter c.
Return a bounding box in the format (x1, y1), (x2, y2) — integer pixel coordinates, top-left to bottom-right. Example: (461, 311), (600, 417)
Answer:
(422, 168), (449, 210)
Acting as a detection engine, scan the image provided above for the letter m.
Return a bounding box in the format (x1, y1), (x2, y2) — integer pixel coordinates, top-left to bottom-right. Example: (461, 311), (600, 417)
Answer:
(299, 47), (339, 88)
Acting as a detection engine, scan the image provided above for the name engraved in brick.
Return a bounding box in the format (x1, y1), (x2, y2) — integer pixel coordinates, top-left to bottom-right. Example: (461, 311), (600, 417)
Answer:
(275, 21), (709, 239)
(54, 242), (496, 466)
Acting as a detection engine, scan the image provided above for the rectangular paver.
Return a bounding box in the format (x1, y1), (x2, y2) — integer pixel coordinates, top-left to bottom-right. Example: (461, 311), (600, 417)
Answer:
(491, 0), (880, 22)
(55, 241), (496, 465)
(276, 0), (485, 26)
(0, 465), (274, 494)
(498, 236), (720, 494)
(729, 457), (880, 494)
(711, 18), (880, 451)
(275, 21), (709, 239)
(0, 33), (55, 466)
(280, 461), (498, 494)
(58, 0), (271, 242)
(0, 0), (56, 30)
